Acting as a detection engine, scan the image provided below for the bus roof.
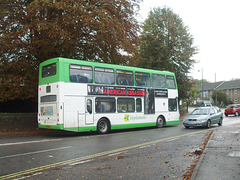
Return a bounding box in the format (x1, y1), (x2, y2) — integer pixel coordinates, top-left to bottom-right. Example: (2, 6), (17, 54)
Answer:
(40, 57), (175, 76)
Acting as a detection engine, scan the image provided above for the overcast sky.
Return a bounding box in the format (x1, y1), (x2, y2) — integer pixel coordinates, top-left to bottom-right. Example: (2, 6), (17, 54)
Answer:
(138, 0), (240, 82)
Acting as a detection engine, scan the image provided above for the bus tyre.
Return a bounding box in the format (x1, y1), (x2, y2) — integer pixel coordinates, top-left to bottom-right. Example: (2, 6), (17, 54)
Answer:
(156, 116), (165, 128)
(97, 118), (110, 134)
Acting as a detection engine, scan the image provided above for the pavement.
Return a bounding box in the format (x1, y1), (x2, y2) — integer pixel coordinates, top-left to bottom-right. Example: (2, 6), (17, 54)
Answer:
(191, 123), (240, 180)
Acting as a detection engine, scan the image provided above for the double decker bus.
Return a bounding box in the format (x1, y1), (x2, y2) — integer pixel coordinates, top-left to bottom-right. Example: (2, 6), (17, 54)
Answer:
(38, 57), (179, 134)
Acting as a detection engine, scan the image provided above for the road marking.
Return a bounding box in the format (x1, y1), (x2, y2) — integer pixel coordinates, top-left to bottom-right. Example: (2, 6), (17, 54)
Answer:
(0, 146), (72, 160)
(166, 138), (179, 142)
(70, 159), (92, 166)
(139, 145), (151, 149)
(0, 139), (62, 147)
(0, 129), (213, 180)
(108, 151), (128, 157)
(13, 172), (43, 180)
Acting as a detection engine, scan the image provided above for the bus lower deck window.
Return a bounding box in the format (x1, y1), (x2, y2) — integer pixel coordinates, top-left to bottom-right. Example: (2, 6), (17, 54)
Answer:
(95, 97), (116, 113)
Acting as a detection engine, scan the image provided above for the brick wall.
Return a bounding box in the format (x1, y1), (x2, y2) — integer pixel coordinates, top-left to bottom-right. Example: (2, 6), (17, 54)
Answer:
(0, 113), (38, 131)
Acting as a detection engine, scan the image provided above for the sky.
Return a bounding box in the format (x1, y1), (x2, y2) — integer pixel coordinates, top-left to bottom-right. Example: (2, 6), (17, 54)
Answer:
(138, 0), (240, 82)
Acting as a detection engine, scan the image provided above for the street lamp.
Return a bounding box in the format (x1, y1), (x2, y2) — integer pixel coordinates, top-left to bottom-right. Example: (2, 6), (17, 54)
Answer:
(198, 68), (203, 100)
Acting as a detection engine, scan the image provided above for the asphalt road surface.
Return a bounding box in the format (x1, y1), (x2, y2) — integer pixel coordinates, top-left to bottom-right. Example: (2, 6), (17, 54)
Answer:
(0, 113), (238, 179)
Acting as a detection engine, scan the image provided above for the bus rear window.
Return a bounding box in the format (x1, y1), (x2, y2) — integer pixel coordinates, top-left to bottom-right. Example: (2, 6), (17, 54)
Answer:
(42, 63), (57, 78)
(41, 95), (57, 103)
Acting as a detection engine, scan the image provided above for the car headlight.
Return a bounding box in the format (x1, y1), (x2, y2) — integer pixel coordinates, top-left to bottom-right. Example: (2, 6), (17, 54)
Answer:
(198, 119), (206, 122)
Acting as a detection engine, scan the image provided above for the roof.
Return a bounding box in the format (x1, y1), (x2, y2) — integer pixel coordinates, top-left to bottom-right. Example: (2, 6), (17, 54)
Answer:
(197, 81), (224, 91)
(217, 80), (240, 90)
(197, 79), (240, 91)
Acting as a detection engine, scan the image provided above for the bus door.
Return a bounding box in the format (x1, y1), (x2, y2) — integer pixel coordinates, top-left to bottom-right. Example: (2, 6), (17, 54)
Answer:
(85, 98), (94, 124)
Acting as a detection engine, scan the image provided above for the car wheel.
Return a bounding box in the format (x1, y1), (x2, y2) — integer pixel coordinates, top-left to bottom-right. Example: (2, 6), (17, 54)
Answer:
(206, 120), (211, 128)
(156, 116), (165, 128)
(218, 117), (223, 126)
(97, 118), (110, 134)
(184, 126), (190, 129)
(235, 111), (239, 116)
(225, 114), (228, 117)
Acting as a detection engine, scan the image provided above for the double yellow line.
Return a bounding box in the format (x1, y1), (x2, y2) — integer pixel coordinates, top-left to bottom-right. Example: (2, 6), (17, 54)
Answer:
(0, 129), (213, 180)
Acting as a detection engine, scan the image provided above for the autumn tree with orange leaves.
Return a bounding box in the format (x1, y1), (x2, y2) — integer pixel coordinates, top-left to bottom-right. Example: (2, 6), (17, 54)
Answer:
(0, 0), (141, 102)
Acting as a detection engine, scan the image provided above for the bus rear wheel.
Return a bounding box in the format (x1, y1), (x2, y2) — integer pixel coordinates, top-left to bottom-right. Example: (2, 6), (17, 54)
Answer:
(97, 118), (110, 134)
(156, 116), (165, 128)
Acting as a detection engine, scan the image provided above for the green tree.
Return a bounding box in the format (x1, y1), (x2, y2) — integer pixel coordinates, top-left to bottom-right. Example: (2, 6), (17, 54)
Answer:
(188, 87), (200, 105)
(0, 0), (141, 102)
(135, 7), (197, 99)
(212, 90), (227, 106)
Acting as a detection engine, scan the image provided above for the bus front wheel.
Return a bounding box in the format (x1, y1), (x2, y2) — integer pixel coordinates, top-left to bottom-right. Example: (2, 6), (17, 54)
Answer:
(156, 116), (165, 128)
(97, 118), (110, 134)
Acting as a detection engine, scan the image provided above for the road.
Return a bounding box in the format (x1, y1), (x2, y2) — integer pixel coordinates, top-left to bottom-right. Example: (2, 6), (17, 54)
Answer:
(0, 112), (239, 179)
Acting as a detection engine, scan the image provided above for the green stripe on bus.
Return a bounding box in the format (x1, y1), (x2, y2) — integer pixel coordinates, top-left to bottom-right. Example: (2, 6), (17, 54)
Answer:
(111, 122), (156, 130)
(38, 124), (96, 132)
(165, 120), (180, 125)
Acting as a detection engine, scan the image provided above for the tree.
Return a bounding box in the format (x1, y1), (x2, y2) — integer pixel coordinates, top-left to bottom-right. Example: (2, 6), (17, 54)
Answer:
(0, 0), (141, 102)
(188, 87), (201, 105)
(212, 90), (227, 106)
(135, 7), (198, 99)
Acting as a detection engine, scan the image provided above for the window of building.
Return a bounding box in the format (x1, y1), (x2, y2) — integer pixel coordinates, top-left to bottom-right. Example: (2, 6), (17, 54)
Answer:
(70, 64), (93, 83)
(136, 98), (142, 112)
(135, 72), (150, 87)
(169, 99), (177, 111)
(227, 89), (229, 94)
(95, 67), (115, 85)
(95, 97), (116, 113)
(117, 98), (135, 113)
(166, 76), (176, 89)
(235, 98), (238, 103)
(234, 89), (237, 94)
(116, 70), (134, 86)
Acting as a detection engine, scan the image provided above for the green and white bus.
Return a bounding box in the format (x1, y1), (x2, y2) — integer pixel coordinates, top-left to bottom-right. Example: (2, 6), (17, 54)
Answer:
(38, 57), (180, 133)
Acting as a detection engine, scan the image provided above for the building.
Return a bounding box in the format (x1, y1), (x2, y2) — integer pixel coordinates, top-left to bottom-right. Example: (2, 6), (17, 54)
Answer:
(197, 79), (240, 104)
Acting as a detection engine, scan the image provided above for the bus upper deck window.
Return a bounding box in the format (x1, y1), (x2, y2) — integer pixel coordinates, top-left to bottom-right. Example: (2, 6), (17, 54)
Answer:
(95, 67), (115, 85)
(42, 63), (57, 78)
(135, 72), (150, 87)
(116, 70), (134, 86)
(152, 74), (166, 88)
(70, 64), (93, 83)
(166, 76), (176, 89)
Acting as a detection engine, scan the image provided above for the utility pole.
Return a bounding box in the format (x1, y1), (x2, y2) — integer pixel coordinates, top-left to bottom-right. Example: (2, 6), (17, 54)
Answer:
(201, 68), (203, 100)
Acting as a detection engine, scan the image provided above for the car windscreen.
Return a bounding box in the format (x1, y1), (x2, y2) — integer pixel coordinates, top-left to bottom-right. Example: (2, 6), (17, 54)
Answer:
(191, 109), (209, 115)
